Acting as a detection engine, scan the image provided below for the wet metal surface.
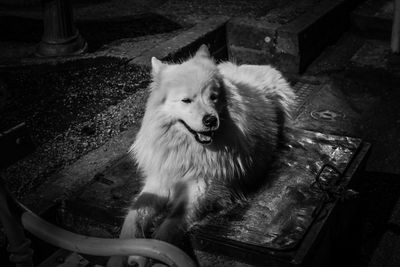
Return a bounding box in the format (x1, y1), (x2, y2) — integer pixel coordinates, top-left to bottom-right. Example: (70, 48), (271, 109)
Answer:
(310, 109), (345, 122)
(192, 127), (361, 251)
(293, 82), (362, 136)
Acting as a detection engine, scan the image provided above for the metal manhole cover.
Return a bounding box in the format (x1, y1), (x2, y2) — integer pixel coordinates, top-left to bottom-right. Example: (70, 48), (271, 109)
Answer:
(310, 109), (344, 122)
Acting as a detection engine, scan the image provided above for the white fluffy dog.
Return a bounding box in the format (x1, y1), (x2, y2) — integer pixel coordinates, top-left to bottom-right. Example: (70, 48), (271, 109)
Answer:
(108, 45), (295, 266)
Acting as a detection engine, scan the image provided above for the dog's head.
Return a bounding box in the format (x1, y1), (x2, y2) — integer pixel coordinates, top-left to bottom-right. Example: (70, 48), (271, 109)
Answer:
(149, 45), (224, 145)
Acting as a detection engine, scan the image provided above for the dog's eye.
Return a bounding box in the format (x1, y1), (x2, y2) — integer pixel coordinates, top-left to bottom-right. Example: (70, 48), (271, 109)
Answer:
(181, 98), (192, 104)
(210, 93), (219, 101)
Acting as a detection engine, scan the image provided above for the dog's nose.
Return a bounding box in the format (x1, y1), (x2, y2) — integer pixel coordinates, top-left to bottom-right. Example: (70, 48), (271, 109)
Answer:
(203, 114), (218, 128)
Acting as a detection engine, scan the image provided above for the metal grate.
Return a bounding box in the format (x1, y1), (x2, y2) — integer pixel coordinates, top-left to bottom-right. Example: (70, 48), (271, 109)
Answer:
(291, 80), (322, 119)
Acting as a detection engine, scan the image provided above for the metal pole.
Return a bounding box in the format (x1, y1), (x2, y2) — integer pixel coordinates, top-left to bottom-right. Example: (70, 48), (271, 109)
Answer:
(391, 0), (400, 53)
(36, 0), (87, 56)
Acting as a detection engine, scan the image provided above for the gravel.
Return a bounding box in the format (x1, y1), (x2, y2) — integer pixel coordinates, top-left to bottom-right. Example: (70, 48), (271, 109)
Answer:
(0, 59), (151, 198)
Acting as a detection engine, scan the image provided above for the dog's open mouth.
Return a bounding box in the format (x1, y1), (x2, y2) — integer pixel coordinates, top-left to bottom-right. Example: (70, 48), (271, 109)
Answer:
(194, 131), (214, 144)
(179, 120), (215, 145)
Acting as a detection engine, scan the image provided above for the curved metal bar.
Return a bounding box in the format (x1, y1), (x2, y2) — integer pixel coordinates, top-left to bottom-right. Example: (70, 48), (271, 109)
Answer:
(21, 210), (197, 267)
(0, 177), (197, 267)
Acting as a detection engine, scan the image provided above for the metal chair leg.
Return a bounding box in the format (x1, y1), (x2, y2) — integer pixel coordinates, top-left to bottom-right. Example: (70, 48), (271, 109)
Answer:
(0, 177), (34, 267)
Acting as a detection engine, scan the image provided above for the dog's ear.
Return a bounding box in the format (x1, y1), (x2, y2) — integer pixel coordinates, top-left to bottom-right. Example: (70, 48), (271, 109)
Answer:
(195, 44), (210, 58)
(151, 57), (165, 76)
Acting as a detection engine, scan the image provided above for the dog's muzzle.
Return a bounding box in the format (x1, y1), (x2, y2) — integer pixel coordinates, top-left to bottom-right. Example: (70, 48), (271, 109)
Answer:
(179, 120), (215, 145)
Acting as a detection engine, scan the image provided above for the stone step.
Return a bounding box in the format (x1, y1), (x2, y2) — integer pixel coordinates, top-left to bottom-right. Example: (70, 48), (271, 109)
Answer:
(227, 0), (362, 73)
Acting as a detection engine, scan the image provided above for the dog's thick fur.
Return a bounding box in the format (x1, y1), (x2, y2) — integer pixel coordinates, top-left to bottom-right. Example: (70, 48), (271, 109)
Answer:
(108, 45), (295, 266)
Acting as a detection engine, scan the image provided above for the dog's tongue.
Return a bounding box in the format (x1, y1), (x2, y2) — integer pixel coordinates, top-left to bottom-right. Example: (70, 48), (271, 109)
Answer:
(196, 132), (213, 144)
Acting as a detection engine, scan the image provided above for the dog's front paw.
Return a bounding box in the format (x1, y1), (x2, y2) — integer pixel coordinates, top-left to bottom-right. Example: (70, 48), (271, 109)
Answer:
(127, 255), (149, 267)
(154, 217), (185, 245)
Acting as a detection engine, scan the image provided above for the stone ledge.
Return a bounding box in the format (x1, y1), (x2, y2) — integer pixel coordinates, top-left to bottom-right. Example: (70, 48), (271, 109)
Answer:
(130, 16), (229, 66)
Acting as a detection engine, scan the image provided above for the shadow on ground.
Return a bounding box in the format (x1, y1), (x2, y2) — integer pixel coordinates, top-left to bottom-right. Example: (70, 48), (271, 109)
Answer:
(351, 171), (400, 266)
